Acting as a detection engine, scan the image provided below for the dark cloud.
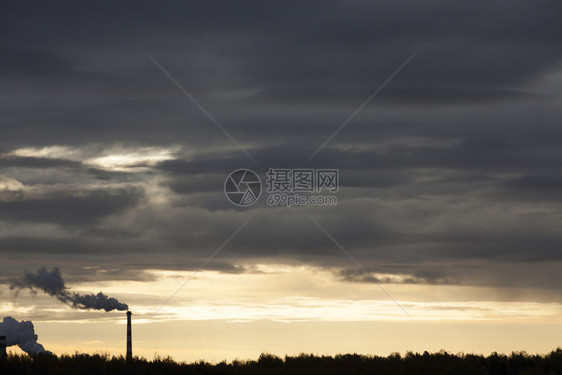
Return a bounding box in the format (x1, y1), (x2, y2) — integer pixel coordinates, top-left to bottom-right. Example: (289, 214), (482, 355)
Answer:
(0, 1), (560, 147)
(0, 46), (73, 78)
(1, 0), (562, 303)
(0, 186), (145, 225)
(0, 155), (82, 169)
(502, 175), (562, 202)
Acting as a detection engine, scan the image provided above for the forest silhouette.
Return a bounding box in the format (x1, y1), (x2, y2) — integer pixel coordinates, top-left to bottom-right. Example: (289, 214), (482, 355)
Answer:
(2, 348), (562, 375)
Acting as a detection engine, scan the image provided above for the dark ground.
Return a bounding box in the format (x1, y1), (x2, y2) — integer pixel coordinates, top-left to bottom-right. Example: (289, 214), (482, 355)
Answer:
(2, 349), (562, 375)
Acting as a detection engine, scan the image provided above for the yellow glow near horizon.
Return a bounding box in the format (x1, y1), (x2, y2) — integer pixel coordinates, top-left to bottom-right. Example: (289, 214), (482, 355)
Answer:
(28, 320), (562, 363)
(3, 265), (562, 362)
(8, 265), (559, 324)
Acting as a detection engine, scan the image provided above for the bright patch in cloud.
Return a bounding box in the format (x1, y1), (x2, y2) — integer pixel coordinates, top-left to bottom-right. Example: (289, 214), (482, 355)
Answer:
(0, 176), (25, 191)
(85, 148), (176, 171)
(11, 146), (84, 160)
(10, 145), (179, 171)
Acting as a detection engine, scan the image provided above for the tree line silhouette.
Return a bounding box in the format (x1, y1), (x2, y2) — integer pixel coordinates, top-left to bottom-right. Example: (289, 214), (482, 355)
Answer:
(2, 348), (562, 375)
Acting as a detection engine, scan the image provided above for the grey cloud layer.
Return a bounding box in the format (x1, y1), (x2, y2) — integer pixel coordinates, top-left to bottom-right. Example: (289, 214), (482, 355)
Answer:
(1, 1), (562, 301)
(2, 1), (562, 148)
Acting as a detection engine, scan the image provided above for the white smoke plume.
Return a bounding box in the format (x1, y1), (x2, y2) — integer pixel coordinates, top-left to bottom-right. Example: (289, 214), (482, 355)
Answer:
(0, 316), (51, 355)
(11, 267), (128, 312)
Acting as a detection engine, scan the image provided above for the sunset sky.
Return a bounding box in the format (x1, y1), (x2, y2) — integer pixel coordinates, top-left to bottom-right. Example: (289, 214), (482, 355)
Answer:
(2, 1), (562, 362)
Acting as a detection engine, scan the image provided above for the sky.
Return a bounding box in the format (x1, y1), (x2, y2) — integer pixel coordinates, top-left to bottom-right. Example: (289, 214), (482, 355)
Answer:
(2, 0), (562, 362)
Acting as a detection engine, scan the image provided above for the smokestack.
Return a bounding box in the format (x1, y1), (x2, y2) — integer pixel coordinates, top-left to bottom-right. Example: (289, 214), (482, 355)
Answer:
(0, 335), (6, 359)
(126, 311), (132, 360)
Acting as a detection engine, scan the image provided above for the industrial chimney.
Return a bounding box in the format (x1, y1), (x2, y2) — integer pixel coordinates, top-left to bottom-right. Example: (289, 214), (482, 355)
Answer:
(126, 311), (132, 360)
(0, 335), (6, 358)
